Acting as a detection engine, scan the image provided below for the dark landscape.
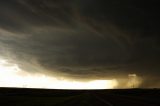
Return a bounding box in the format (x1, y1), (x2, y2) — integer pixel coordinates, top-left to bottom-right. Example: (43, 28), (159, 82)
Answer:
(0, 88), (160, 106)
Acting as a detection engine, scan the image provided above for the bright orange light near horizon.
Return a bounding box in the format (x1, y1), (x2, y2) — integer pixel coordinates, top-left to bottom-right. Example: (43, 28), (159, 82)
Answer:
(0, 58), (118, 89)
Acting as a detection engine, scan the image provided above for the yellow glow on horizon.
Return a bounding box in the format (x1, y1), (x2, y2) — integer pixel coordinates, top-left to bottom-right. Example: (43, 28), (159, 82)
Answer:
(0, 58), (118, 89)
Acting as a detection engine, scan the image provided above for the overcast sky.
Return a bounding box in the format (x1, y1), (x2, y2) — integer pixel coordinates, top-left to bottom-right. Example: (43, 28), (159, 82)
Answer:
(0, 0), (160, 88)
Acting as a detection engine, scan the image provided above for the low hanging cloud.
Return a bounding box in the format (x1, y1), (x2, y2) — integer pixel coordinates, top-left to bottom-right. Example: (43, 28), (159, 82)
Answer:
(0, 0), (160, 88)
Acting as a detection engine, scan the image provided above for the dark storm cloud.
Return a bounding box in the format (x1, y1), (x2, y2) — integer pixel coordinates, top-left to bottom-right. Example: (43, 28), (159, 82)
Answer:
(0, 0), (160, 87)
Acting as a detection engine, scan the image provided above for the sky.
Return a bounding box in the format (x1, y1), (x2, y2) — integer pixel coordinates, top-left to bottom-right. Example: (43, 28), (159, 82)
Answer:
(0, 0), (160, 88)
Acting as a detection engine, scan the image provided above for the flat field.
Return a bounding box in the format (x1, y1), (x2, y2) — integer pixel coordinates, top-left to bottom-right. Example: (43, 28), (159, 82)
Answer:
(0, 88), (160, 106)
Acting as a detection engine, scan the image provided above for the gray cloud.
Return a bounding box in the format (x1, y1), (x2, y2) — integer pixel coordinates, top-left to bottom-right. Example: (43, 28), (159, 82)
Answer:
(0, 0), (160, 87)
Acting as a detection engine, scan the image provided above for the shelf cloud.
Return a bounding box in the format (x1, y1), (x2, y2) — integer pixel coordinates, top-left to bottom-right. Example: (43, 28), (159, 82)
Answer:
(0, 0), (160, 88)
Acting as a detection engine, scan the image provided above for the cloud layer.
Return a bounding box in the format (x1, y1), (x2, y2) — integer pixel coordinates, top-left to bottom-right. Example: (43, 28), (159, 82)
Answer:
(0, 0), (160, 87)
